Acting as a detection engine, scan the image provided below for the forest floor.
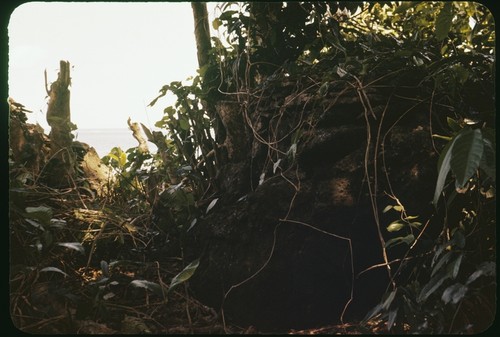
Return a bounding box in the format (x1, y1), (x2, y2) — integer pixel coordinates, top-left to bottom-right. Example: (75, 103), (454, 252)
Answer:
(9, 183), (379, 334)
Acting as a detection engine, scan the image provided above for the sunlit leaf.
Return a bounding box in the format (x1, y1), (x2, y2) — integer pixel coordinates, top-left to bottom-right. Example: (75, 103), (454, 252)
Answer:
(40, 266), (68, 277)
(382, 205), (393, 213)
(393, 205), (403, 212)
(212, 18), (222, 30)
(387, 220), (405, 232)
(435, 2), (453, 41)
(57, 242), (85, 254)
(168, 259), (200, 293)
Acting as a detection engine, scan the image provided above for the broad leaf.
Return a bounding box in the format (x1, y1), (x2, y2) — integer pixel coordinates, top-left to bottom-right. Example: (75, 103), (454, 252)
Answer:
(25, 206), (53, 224)
(435, 2), (453, 41)
(441, 283), (468, 305)
(130, 280), (166, 298)
(480, 129), (496, 181)
(168, 259), (200, 293)
(433, 136), (456, 205)
(387, 220), (405, 232)
(450, 128), (483, 189)
(385, 234), (415, 249)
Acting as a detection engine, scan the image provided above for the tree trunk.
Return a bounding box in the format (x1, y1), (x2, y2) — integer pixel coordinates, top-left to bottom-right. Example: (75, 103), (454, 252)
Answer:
(45, 60), (76, 187)
(191, 2), (211, 70)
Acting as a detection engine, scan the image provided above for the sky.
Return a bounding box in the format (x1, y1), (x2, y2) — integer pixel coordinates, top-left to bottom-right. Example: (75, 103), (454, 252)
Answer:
(8, 2), (219, 132)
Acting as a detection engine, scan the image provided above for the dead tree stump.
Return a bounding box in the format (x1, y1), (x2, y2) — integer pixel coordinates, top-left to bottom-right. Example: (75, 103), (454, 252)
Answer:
(44, 60), (76, 187)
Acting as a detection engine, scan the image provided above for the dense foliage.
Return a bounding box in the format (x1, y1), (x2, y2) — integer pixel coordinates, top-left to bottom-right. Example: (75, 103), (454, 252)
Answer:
(9, 1), (494, 334)
(147, 2), (495, 333)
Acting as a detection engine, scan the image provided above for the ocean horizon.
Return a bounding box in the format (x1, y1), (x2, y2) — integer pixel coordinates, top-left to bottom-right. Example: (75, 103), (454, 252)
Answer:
(74, 128), (158, 158)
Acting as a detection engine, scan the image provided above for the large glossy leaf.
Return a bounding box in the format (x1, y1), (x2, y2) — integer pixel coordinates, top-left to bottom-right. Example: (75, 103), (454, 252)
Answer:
(433, 136), (456, 205)
(450, 128), (483, 189)
(168, 259), (200, 293)
(480, 128), (496, 181)
(435, 2), (453, 41)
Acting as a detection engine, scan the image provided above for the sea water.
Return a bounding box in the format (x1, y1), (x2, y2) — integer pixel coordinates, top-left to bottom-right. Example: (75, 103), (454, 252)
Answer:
(74, 128), (157, 158)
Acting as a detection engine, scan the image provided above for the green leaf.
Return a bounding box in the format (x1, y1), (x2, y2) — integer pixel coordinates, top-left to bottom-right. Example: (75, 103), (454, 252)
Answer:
(212, 18), (222, 30)
(450, 128), (483, 188)
(57, 242), (85, 254)
(393, 205), (403, 212)
(480, 129), (496, 181)
(435, 2), (453, 41)
(387, 220), (405, 232)
(385, 234), (415, 248)
(433, 131), (459, 206)
(382, 205), (393, 213)
(179, 117), (190, 131)
(130, 280), (167, 298)
(168, 259), (200, 293)
(25, 206), (53, 225)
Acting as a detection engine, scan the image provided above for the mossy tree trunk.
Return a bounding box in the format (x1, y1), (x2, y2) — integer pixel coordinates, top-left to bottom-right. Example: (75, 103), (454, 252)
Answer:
(45, 60), (76, 187)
